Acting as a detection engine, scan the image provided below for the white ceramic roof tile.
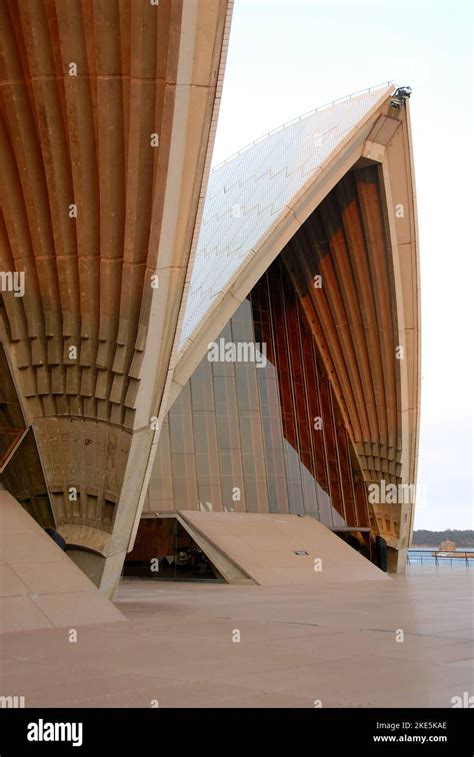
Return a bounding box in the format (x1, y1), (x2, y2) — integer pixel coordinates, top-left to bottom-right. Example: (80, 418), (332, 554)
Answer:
(179, 85), (392, 349)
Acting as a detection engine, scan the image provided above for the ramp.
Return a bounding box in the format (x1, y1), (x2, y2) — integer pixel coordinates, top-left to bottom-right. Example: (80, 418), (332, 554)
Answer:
(178, 511), (388, 585)
(175, 513), (254, 584)
(0, 490), (124, 633)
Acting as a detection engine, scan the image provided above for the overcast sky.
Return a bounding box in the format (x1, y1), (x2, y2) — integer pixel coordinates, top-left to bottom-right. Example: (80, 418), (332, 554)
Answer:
(211, 0), (473, 530)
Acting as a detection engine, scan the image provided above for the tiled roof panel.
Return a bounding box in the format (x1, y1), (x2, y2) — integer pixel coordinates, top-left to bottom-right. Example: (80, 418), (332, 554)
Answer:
(179, 85), (393, 348)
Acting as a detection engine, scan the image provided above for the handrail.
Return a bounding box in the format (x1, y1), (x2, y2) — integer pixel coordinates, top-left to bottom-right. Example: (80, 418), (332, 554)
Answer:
(431, 551), (474, 557)
(212, 81), (395, 171)
(407, 549), (474, 567)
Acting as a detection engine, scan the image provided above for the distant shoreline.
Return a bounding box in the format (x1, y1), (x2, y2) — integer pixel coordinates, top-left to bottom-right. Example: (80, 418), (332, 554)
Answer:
(411, 544), (472, 550)
(412, 530), (473, 549)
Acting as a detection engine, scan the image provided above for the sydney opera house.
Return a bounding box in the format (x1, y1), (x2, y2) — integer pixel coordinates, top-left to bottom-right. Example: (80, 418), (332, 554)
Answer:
(0, 0), (420, 632)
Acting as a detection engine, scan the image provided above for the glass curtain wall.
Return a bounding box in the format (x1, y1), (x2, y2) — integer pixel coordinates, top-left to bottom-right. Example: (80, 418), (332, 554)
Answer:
(145, 257), (369, 530)
(250, 258), (369, 529)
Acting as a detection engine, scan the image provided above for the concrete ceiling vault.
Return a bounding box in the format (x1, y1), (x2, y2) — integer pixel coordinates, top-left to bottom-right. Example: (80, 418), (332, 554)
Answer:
(0, 0), (233, 596)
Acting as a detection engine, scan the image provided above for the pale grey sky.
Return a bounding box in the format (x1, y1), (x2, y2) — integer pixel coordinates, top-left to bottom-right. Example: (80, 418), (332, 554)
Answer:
(211, 0), (474, 530)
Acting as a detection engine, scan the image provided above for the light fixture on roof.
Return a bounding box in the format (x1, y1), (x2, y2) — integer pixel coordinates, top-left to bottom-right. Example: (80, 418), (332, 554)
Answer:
(390, 86), (412, 109)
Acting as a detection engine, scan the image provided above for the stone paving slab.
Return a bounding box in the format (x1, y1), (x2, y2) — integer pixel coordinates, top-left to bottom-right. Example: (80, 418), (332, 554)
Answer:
(0, 568), (472, 708)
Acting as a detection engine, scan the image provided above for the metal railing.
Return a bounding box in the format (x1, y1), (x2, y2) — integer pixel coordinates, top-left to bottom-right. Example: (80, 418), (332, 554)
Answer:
(407, 550), (474, 567)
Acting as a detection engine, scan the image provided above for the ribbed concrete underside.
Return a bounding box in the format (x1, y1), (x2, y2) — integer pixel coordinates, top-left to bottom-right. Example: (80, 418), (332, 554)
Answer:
(178, 511), (388, 585)
(0, 491), (124, 633)
(0, 0), (232, 595)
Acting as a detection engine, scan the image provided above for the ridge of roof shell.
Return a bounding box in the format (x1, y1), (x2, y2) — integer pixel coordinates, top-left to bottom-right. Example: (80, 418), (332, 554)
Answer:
(179, 83), (395, 350)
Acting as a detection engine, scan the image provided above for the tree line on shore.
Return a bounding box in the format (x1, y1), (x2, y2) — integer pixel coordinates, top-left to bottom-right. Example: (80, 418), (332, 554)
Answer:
(412, 529), (474, 547)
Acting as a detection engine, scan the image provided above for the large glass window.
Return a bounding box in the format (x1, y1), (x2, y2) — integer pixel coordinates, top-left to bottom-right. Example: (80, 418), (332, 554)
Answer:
(124, 517), (224, 581)
(148, 246), (370, 532)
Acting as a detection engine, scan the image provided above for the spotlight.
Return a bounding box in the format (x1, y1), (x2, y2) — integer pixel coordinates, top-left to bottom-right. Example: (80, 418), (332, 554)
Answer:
(390, 86), (412, 109)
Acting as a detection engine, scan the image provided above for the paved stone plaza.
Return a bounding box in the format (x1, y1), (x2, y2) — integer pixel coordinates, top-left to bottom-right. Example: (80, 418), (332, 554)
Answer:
(1, 568), (472, 708)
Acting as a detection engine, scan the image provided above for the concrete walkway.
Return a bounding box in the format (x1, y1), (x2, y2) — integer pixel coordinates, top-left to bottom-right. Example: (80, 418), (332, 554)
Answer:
(0, 568), (472, 708)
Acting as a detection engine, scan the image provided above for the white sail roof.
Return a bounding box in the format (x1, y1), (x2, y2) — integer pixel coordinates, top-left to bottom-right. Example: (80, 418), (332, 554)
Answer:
(179, 84), (394, 350)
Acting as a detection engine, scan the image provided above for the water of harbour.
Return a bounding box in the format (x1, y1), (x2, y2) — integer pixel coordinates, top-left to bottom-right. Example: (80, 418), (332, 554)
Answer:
(408, 547), (474, 567)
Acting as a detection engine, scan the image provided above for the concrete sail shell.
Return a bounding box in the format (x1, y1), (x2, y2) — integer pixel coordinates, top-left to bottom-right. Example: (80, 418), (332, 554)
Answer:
(0, 0), (419, 586)
(163, 84), (420, 569)
(0, 0), (232, 594)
